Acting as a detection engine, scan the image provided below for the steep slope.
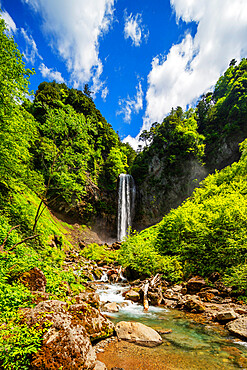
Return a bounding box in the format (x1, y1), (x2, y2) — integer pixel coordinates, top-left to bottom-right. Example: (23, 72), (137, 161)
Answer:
(120, 138), (247, 293)
(131, 59), (247, 229)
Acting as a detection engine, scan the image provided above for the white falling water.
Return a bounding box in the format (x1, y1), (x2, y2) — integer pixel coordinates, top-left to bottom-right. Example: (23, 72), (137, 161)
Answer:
(117, 174), (136, 241)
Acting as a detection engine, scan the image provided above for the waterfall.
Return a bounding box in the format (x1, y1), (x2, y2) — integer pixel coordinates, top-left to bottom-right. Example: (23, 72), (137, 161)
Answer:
(117, 174), (136, 241)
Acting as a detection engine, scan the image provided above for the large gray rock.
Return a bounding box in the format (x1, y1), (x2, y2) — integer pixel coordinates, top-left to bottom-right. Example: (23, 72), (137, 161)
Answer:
(24, 300), (96, 370)
(23, 299), (114, 369)
(69, 302), (115, 342)
(125, 289), (140, 302)
(115, 321), (162, 347)
(75, 291), (101, 309)
(183, 296), (206, 313)
(102, 302), (119, 313)
(226, 316), (247, 339)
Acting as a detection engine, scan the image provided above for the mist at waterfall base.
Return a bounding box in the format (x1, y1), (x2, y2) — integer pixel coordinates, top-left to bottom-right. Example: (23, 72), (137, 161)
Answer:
(96, 281), (247, 369)
(117, 174), (136, 241)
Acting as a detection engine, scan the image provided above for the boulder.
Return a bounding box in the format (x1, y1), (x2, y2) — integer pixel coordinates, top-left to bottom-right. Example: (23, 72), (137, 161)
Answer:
(75, 291), (101, 309)
(24, 300), (96, 369)
(69, 302), (115, 342)
(102, 302), (119, 313)
(125, 289), (140, 302)
(163, 288), (182, 301)
(148, 290), (163, 305)
(163, 299), (178, 308)
(226, 316), (247, 339)
(183, 296), (206, 313)
(216, 310), (238, 322)
(115, 321), (162, 347)
(19, 267), (46, 292)
(186, 276), (206, 294)
(109, 273), (118, 283)
(214, 282), (232, 297)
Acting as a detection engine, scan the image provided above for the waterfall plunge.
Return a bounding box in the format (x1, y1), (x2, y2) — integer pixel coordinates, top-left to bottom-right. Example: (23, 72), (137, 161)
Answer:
(117, 174), (136, 241)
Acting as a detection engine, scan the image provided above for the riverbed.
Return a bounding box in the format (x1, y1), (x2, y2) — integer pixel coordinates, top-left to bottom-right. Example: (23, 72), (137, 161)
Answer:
(96, 283), (247, 369)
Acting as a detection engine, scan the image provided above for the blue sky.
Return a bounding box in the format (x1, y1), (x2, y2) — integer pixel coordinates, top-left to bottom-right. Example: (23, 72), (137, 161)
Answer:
(2, 1), (247, 149)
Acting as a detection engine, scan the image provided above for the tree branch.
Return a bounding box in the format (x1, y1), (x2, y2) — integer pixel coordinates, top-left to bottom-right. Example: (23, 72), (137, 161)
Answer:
(0, 225), (20, 252)
(7, 234), (39, 251)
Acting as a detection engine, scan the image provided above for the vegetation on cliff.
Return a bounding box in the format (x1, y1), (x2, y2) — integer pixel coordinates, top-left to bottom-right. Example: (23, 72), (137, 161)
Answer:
(120, 138), (247, 299)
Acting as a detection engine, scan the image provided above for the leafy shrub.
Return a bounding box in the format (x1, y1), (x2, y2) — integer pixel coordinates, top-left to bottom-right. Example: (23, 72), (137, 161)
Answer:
(223, 264), (247, 295)
(80, 243), (118, 264)
(0, 318), (43, 370)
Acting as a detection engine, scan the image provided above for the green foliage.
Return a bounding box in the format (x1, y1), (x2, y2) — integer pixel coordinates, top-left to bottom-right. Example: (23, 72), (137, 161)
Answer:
(101, 148), (128, 190)
(0, 317), (43, 370)
(223, 264), (247, 297)
(119, 229), (182, 282)
(131, 107), (205, 185)
(31, 81), (131, 219)
(196, 58), (247, 142)
(80, 243), (118, 264)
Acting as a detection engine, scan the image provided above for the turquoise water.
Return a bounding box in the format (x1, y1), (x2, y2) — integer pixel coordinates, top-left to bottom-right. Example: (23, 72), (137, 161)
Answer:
(97, 283), (247, 369)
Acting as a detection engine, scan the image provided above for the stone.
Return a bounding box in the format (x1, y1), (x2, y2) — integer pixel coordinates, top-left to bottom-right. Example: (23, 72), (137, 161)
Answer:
(69, 302), (115, 342)
(115, 321), (162, 347)
(19, 267), (46, 292)
(163, 299), (177, 308)
(94, 360), (108, 370)
(75, 291), (101, 309)
(148, 285), (163, 305)
(125, 289), (140, 302)
(226, 316), (247, 339)
(214, 282), (232, 297)
(235, 307), (247, 315)
(109, 273), (118, 283)
(208, 272), (221, 282)
(172, 285), (183, 293)
(24, 300), (96, 370)
(216, 310), (238, 322)
(186, 276), (206, 294)
(163, 289), (182, 301)
(198, 291), (216, 302)
(183, 296), (206, 313)
(102, 302), (119, 313)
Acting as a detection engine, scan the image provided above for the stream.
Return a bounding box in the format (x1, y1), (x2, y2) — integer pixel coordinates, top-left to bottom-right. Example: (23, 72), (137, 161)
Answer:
(95, 282), (247, 370)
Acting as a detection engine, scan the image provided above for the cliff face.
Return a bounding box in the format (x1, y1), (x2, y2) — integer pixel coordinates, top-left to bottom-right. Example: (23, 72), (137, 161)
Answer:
(133, 128), (246, 230)
(133, 156), (207, 230)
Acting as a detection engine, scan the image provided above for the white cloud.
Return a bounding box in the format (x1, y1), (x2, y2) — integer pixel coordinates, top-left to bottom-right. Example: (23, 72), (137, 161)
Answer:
(117, 81), (143, 123)
(124, 11), (149, 47)
(122, 134), (141, 151)
(143, 0), (247, 131)
(20, 28), (42, 64)
(39, 63), (65, 83)
(101, 86), (109, 102)
(25, 0), (115, 90)
(0, 10), (17, 34)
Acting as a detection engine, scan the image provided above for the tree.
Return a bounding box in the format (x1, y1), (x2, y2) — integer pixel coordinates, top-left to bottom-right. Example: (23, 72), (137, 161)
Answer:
(0, 17), (36, 190)
(83, 83), (92, 98)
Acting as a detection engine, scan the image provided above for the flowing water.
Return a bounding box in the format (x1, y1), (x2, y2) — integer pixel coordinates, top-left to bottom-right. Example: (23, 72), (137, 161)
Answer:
(117, 174), (136, 241)
(96, 282), (247, 370)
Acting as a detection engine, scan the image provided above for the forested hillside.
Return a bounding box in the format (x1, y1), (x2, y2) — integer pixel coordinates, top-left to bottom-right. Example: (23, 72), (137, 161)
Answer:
(121, 137), (247, 297)
(131, 58), (247, 228)
(0, 17), (136, 368)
